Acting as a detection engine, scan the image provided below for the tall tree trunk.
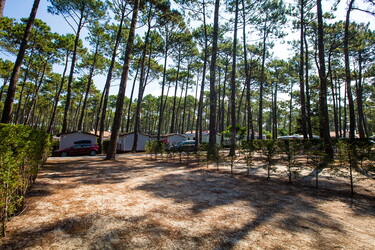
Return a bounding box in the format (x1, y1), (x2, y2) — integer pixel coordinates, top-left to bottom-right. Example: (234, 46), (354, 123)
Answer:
(0, 78), (9, 104)
(48, 51), (69, 134)
(299, 0), (307, 138)
(304, 32), (313, 138)
(181, 68), (190, 134)
(258, 25), (267, 140)
(356, 51), (366, 138)
(289, 81), (293, 135)
(195, 0), (208, 148)
(170, 49), (181, 133)
(191, 75), (199, 132)
(229, 0), (239, 156)
(106, 0), (140, 160)
(338, 79), (342, 137)
(236, 84), (246, 126)
(1, 0), (40, 123)
(242, 0), (254, 141)
(208, 0), (220, 158)
(317, 0), (333, 158)
(125, 64), (139, 132)
(98, 9), (125, 153)
(15, 50), (34, 124)
(132, 7), (152, 152)
(132, 50), (152, 152)
(62, 11), (84, 134)
(0, 0), (5, 17)
(221, 61), (228, 137)
(344, 0), (356, 140)
(328, 55), (339, 139)
(24, 61), (47, 125)
(176, 80), (184, 132)
(78, 41), (100, 131)
(157, 30), (169, 140)
(272, 82), (278, 139)
(343, 83), (347, 137)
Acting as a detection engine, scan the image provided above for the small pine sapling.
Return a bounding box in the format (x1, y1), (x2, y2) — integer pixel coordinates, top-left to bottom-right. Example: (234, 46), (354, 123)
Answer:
(281, 140), (301, 184)
(242, 141), (256, 176)
(306, 140), (327, 188)
(337, 140), (358, 196)
(262, 140), (278, 179)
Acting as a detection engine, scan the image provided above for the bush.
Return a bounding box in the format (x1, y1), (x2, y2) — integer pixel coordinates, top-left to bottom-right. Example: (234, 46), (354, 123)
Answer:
(259, 139), (278, 178)
(145, 140), (164, 159)
(0, 124), (51, 236)
(279, 140), (302, 183)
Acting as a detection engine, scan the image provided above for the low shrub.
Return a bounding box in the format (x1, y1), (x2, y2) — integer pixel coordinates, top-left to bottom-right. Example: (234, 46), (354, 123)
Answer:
(0, 124), (51, 236)
(145, 140), (164, 159)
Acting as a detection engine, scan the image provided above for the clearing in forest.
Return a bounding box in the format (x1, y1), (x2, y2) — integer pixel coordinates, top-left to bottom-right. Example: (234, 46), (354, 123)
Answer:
(1, 155), (374, 249)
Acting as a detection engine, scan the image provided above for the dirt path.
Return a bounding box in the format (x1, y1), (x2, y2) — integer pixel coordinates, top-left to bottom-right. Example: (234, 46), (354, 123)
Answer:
(1, 155), (375, 249)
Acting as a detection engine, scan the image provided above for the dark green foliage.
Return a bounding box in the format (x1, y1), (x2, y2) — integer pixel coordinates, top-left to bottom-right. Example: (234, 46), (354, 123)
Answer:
(0, 124), (51, 236)
(260, 139), (278, 178)
(206, 143), (222, 171)
(241, 140), (257, 175)
(304, 139), (327, 188)
(280, 140), (301, 183)
(336, 140), (357, 196)
(145, 140), (164, 160)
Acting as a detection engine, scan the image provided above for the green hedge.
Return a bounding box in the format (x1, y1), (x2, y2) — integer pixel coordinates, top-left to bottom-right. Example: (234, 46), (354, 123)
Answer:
(0, 124), (51, 236)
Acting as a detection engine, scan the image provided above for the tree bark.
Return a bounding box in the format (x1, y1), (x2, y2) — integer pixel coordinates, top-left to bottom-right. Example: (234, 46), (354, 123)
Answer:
(258, 25), (267, 140)
(78, 41), (100, 131)
(0, 0), (6, 17)
(170, 50), (181, 133)
(344, 0), (356, 140)
(229, 0), (239, 156)
(24, 61), (47, 125)
(125, 62), (140, 133)
(1, 0), (40, 123)
(195, 0), (208, 149)
(14, 53), (34, 124)
(208, 0), (220, 158)
(62, 10), (84, 134)
(98, 8), (125, 153)
(356, 51), (366, 138)
(157, 29), (169, 140)
(106, 0), (140, 160)
(242, 0), (254, 141)
(317, 0), (334, 158)
(48, 51), (69, 134)
(299, 0), (307, 138)
(304, 31), (313, 138)
(132, 5), (154, 152)
(272, 82), (278, 139)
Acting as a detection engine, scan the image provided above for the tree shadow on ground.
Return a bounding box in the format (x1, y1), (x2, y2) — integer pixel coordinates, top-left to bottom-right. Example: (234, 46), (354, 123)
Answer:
(2, 157), (374, 249)
(1, 213), (229, 249)
(22, 156), (191, 202)
(136, 167), (375, 248)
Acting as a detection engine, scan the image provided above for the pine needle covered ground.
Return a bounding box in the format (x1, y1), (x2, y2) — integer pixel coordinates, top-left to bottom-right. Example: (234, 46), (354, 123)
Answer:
(1, 154), (374, 249)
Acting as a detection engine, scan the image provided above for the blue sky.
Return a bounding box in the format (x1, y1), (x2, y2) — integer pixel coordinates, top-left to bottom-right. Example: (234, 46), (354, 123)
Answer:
(3, 0), (375, 98)
(4, 0), (69, 34)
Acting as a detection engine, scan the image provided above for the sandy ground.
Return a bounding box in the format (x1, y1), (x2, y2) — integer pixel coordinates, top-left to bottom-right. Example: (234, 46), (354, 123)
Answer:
(1, 154), (375, 249)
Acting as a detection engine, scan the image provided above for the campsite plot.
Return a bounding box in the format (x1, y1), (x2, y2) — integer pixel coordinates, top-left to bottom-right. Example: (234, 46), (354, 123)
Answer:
(1, 155), (374, 249)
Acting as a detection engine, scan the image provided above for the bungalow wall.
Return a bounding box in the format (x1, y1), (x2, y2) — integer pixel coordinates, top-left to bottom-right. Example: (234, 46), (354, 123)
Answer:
(59, 132), (97, 149)
(166, 134), (187, 145)
(118, 133), (151, 152)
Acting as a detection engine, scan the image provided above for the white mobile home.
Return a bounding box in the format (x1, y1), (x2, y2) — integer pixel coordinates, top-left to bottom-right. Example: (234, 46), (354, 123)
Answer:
(162, 133), (188, 146)
(59, 131), (98, 149)
(184, 130), (221, 145)
(118, 132), (152, 152)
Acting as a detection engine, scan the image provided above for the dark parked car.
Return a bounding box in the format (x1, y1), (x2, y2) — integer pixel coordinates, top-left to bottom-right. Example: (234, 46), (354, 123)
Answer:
(53, 143), (99, 157)
(170, 140), (196, 152)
